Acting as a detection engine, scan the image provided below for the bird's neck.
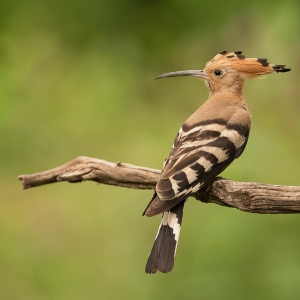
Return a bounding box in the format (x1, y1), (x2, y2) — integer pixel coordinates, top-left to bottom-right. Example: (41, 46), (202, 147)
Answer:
(206, 79), (245, 97)
(183, 93), (248, 128)
(209, 90), (244, 100)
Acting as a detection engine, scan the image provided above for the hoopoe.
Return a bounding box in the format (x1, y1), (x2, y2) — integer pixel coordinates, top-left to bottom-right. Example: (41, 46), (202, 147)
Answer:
(143, 51), (290, 274)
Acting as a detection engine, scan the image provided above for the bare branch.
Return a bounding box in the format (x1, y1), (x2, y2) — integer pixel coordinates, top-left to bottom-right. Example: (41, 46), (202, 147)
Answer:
(18, 156), (300, 214)
(18, 156), (160, 190)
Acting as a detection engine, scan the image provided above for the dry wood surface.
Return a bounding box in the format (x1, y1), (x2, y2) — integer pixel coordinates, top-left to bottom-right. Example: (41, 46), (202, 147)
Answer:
(18, 156), (300, 214)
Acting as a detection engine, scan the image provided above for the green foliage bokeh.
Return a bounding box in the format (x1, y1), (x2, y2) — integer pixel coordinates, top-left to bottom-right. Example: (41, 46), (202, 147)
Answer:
(1, 1), (300, 299)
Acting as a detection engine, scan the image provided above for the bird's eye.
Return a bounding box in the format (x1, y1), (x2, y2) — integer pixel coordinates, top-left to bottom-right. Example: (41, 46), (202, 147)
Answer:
(214, 70), (223, 76)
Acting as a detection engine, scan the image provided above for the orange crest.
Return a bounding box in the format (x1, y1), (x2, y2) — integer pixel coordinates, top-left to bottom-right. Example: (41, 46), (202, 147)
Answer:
(207, 51), (290, 77)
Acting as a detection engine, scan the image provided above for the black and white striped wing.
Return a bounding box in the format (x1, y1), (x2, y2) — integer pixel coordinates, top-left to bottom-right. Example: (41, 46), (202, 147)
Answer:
(147, 120), (249, 215)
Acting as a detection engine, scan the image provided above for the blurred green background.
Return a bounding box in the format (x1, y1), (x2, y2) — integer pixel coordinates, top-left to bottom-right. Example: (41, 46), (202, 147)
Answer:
(1, 0), (300, 299)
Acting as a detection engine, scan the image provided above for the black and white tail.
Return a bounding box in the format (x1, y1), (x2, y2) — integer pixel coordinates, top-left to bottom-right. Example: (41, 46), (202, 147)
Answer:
(145, 200), (185, 274)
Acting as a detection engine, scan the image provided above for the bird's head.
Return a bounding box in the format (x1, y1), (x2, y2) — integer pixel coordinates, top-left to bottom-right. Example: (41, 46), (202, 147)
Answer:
(156, 51), (290, 96)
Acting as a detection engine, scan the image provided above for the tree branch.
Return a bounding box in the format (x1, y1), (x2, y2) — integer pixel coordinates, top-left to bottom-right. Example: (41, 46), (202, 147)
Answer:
(18, 156), (300, 214)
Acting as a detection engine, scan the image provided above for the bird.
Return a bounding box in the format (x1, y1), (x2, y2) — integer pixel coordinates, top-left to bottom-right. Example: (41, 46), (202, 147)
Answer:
(143, 51), (290, 274)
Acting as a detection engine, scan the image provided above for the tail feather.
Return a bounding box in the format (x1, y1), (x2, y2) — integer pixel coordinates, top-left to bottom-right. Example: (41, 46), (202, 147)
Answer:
(145, 200), (185, 274)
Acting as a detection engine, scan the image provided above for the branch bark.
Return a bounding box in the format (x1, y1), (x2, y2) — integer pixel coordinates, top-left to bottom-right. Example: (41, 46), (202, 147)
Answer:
(18, 156), (300, 214)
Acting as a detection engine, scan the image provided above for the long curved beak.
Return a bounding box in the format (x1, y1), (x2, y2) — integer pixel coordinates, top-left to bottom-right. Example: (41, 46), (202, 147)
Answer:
(155, 70), (207, 80)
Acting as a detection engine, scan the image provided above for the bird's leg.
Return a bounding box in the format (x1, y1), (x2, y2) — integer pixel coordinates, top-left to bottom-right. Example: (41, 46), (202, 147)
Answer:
(204, 181), (214, 203)
(197, 181), (214, 203)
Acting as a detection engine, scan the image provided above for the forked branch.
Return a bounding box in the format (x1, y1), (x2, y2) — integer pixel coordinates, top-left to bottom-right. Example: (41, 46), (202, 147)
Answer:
(18, 156), (300, 214)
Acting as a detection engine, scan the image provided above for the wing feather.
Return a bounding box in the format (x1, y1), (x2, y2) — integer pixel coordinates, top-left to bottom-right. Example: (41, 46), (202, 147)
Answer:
(144, 106), (251, 216)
